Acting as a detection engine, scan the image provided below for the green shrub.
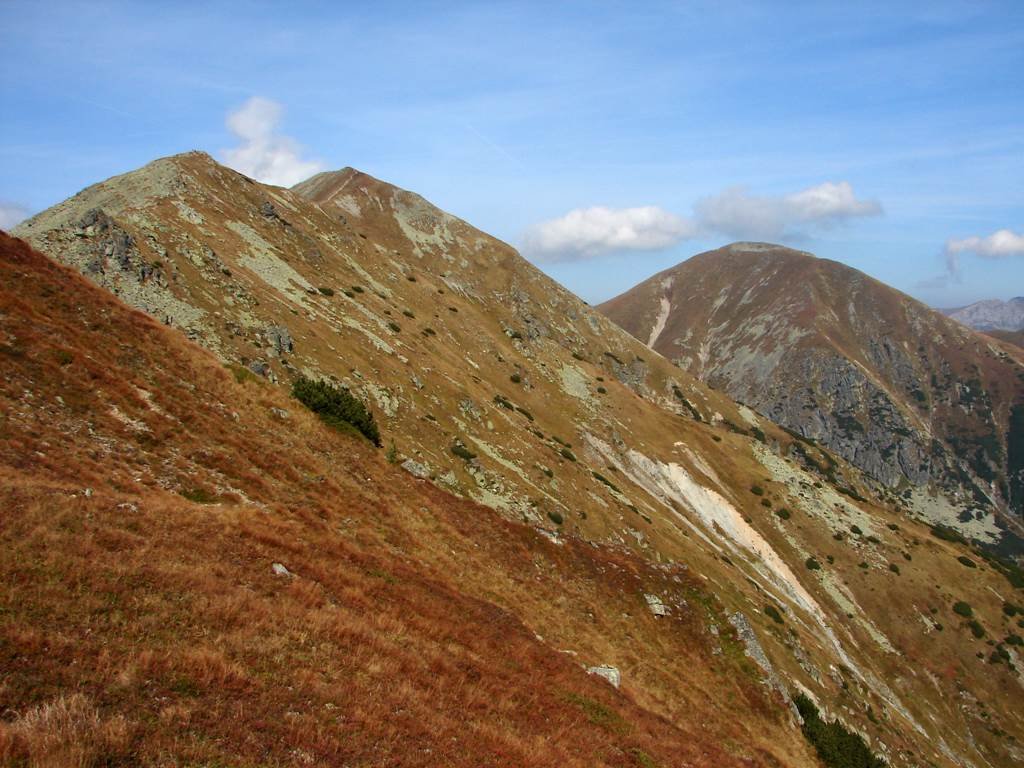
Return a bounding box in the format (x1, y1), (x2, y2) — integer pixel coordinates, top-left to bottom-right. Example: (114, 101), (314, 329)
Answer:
(451, 444), (477, 461)
(957, 555), (977, 568)
(180, 487), (217, 504)
(591, 471), (621, 493)
(387, 321), (401, 333)
(764, 604), (785, 624)
(317, 286), (334, 296)
(493, 394), (514, 410)
(596, 386), (606, 394)
(850, 524), (863, 536)
(760, 498), (772, 508)
(402, 309), (415, 318)
(560, 447), (577, 462)
(930, 524), (967, 544)
(775, 508), (791, 520)
(750, 485), (764, 496)
(548, 510), (564, 526)
(351, 285), (364, 293)
(968, 619), (985, 639)
(805, 557), (822, 571)
(227, 363), (257, 384)
(510, 372), (522, 383)
(1005, 633), (1023, 646)
(953, 601), (973, 618)
(291, 375), (381, 446)
(794, 693), (887, 768)
(889, 563), (900, 575)
(515, 406), (534, 421)
(55, 349), (73, 366)
(1003, 602), (1022, 617)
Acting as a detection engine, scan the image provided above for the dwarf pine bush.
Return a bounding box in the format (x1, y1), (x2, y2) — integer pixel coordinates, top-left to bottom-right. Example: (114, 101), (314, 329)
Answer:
(292, 375), (381, 446)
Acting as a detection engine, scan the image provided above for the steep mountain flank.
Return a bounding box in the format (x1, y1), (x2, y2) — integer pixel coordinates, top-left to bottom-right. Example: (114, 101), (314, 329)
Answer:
(600, 243), (1024, 554)
(12, 163), (1024, 766)
(944, 297), (1024, 332)
(0, 232), (811, 767)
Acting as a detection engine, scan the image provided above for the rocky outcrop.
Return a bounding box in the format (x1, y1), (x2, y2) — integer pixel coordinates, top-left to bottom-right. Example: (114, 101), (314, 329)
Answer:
(600, 243), (1024, 544)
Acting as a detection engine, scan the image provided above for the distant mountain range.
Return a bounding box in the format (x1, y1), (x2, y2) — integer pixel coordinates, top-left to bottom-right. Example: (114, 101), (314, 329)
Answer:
(600, 242), (1024, 551)
(942, 297), (1024, 332)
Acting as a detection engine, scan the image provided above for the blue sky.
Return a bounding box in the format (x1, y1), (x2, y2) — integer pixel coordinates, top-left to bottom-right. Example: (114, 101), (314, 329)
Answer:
(1, 1), (1022, 307)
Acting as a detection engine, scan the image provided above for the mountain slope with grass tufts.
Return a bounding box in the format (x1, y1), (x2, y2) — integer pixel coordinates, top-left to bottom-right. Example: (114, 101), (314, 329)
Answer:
(600, 242), (1024, 556)
(11, 158), (1024, 766)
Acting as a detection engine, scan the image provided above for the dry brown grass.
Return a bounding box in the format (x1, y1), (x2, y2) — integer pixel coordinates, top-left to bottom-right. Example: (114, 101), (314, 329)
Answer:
(0, 232), (810, 766)
(0, 694), (131, 768)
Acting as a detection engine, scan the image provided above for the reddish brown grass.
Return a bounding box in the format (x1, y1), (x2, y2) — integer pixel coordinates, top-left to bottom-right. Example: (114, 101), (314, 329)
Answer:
(0, 232), (810, 766)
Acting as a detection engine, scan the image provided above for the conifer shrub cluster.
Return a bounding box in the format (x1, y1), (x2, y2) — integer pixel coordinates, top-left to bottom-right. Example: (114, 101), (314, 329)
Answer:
(291, 375), (381, 446)
(794, 694), (887, 768)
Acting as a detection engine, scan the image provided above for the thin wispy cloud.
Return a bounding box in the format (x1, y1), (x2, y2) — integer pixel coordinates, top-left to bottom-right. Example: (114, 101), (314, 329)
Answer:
(221, 97), (323, 187)
(523, 181), (881, 261)
(523, 206), (698, 262)
(694, 182), (882, 241)
(0, 202), (29, 230)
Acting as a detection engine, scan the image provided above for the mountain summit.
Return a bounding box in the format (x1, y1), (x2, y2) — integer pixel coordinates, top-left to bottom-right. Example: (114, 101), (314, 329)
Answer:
(11, 160), (1024, 766)
(600, 242), (1024, 550)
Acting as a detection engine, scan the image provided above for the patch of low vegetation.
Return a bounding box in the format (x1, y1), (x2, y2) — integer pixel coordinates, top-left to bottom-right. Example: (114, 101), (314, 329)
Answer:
(749, 485), (764, 496)
(805, 557), (822, 571)
(317, 286), (334, 296)
(953, 601), (973, 618)
(54, 349), (73, 366)
(560, 447), (577, 462)
(775, 508), (791, 520)
(968, 619), (985, 638)
(850, 524), (863, 536)
(292, 375), (381, 446)
(451, 444), (477, 461)
(180, 487), (218, 504)
(227, 363), (257, 384)
(493, 394), (514, 410)
(957, 555), (977, 568)
(592, 471), (621, 493)
(564, 692), (629, 736)
(764, 604), (785, 624)
(930, 524), (967, 544)
(794, 693), (887, 768)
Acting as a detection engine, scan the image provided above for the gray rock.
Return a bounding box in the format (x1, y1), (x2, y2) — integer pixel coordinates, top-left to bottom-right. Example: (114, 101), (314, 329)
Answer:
(249, 360), (271, 377)
(264, 325), (293, 355)
(644, 593), (668, 617)
(271, 562), (292, 577)
(401, 458), (431, 479)
(587, 665), (621, 688)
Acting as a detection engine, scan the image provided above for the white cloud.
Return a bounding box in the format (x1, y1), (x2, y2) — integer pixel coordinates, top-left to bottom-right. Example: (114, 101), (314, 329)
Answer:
(694, 181), (882, 240)
(946, 229), (1024, 260)
(0, 202), (29, 231)
(221, 97), (323, 187)
(920, 228), (1023, 288)
(523, 206), (699, 262)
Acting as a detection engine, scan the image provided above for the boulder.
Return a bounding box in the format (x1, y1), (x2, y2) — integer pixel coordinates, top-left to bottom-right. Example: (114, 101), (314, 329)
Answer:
(587, 665), (621, 688)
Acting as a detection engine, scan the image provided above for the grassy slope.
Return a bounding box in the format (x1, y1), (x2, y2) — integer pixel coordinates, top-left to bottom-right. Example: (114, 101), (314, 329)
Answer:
(0, 233), (809, 766)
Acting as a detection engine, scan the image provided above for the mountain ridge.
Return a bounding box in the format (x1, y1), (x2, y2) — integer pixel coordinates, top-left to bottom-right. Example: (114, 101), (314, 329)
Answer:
(11, 155), (1024, 766)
